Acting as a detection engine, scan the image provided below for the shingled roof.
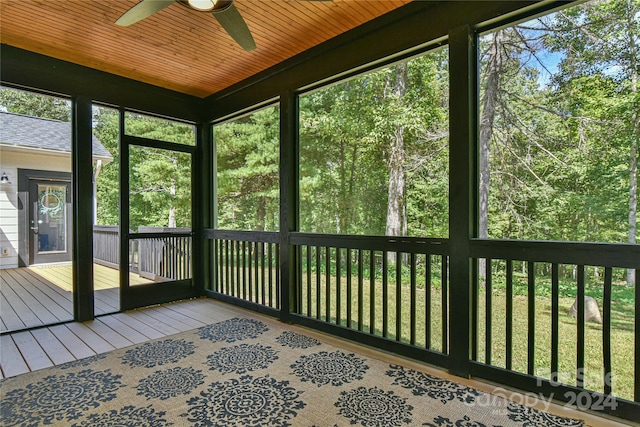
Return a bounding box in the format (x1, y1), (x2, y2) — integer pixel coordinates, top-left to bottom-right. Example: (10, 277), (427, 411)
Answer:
(0, 111), (112, 160)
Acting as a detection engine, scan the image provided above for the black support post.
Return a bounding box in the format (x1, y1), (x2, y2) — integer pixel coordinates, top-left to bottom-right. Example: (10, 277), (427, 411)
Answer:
(279, 91), (299, 321)
(72, 95), (94, 321)
(195, 121), (211, 294)
(447, 25), (477, 378)
(119, 108), (130, 309)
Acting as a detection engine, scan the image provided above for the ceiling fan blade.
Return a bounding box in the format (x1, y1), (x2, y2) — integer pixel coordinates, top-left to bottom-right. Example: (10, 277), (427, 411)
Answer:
(213, 4), (256, 51)
(116, 0), (175, 27)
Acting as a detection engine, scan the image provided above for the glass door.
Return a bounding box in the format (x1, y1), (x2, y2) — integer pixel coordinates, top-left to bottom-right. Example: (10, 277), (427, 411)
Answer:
(29, 180), (72, 265)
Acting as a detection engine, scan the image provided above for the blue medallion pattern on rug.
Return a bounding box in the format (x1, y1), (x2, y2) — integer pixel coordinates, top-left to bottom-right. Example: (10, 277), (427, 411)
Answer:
(505, 402), (584, 426)
(59, 353), (108, 369)
(136, 367), (205, 400)
(386, 364), (479, 404)
(276, 330), (321, 349)
(184, 375), (305, 427)
(197, 317), (269, 342)
(71, 405), (171, 426)
(291, 350), (369, 386)
(207, 343), (279, 374)
(121, 338), (195, 368)
(0, 369), (124, 426)
(335, 386), (413, 427)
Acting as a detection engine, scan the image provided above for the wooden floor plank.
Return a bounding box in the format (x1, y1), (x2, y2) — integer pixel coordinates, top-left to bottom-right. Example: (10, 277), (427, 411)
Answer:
(2, 270), (62, 325)
(82, 319), (134, 349)
(0, 286), (27, 331)
(30, 328), (76, 366)
(125, 310), (182, 336)
(140, 308), (200, 333)
(0, 279), (39, 329)
(0, 335), (29, 377)
(65, 322), (116, 354)
(6, 269), (72, 321)
(108, 312), (166, 340)
(152, 305), (207, 329)
(48, 324), (96, 360)
(11, 331), (53, 372)
(98, 315), (150, 344)
(12, 268), (74, 315)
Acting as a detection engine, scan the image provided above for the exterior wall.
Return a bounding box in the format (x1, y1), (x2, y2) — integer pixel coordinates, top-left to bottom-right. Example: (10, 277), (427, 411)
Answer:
(0, 147), (71, 268)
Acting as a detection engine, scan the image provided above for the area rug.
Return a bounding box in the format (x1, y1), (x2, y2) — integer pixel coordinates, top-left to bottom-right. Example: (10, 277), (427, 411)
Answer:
(1, 316), (583, 426)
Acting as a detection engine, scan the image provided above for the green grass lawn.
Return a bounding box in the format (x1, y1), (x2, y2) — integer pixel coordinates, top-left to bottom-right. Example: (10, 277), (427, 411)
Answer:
(297, 269), (636, 402)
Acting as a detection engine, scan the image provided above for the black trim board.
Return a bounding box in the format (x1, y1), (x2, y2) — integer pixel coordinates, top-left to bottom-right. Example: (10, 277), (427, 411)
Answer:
(202, 0), (550, 120)
(0, 45), (203, 122)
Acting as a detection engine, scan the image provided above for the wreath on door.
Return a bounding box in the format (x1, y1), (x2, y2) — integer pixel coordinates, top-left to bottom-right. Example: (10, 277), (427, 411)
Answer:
(39, 189), (65, 216)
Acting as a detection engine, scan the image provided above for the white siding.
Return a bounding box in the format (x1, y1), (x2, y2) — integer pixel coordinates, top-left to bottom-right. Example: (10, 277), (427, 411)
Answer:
(0, 148), (71, 269)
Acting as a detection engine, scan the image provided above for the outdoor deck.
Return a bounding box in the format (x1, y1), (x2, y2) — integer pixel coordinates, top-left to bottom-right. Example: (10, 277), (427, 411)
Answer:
(0, 297), (621, 426)
(0, 263), (150, 333)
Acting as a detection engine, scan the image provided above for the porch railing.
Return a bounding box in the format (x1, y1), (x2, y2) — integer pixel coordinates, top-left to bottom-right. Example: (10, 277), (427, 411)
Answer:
(205, 229), (639, 422)
(290, 233), (449, 361)
(210, 230), (280, 311)
(93, 225), (192, 281)
(469, 239), (640, 420)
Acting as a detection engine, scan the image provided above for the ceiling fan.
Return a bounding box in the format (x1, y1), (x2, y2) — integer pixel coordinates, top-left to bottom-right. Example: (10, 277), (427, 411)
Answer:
(116, 0), (257, 51)
(116, 0), (331, 53)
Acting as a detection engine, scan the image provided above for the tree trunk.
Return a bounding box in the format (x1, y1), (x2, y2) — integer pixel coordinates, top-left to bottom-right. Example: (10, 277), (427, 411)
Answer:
(385, 63), (408, 264)
(168, 178), (176, 228)
(257, 196), (266, 231)
(626, 0), (638, 287)
(478, 30), (504, 280)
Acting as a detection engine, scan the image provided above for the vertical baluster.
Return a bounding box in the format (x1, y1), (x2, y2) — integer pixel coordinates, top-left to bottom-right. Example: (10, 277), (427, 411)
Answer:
(306, 246), (312, 317)
(242, 241), (247, 300)
(603, 267), (612, 396)
(506, 259), (514, 371)
(230, 240), (235, 297)
(425, 254), (432, 349)
(275, 243), (280, 311)
(486, 258), (492, 365)
(441, 255), (448, 354)
(551, 263), (559, 381)
(218, 240), (223, 293)
(326, 246), (331, 322)
(358, 249), (364, 331)
(346, 248), (352, 328)
(336, 248), (342, 326)
(236, 240), (242, 297)
(247, 242), (253, 301)
(410, 252), (417, 346)
(576, 265), (585, 388)
(261, 242), (266, 306)
(254, 241), (259, 304)
(382, 251), (388, 338)
(369, 250), (375, 335)
(268, 243), (273, 308)
(396, 251), (401, 342)
(527, 261), (536, 376)
(316, 246), (321, 320)
(225, 240), (230, 295)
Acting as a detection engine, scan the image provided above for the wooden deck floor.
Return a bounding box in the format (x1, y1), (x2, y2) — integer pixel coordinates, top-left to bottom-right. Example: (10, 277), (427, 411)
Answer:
(0, 264), (150, 333)
(0, 298), (239, 379)
(0, 297), (623, 426)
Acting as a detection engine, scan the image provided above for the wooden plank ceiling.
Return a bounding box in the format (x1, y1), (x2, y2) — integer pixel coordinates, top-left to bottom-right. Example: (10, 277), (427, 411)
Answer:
(0, 0), (410, 98)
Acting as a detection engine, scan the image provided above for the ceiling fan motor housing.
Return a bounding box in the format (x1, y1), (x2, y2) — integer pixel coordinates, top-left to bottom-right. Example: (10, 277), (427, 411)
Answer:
(179, 0), (234, 13)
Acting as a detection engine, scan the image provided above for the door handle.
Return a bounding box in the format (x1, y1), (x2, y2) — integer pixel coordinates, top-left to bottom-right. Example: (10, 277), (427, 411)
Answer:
(31, 226), (39, 234)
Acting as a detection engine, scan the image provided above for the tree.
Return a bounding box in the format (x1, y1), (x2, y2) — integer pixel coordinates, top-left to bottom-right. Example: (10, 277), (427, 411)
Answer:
(215, 106), (280, 231)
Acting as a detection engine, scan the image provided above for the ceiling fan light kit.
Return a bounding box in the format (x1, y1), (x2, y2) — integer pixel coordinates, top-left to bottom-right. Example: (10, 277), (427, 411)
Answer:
(187, 0), (216, 11)
(116, 0), (254, 50)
